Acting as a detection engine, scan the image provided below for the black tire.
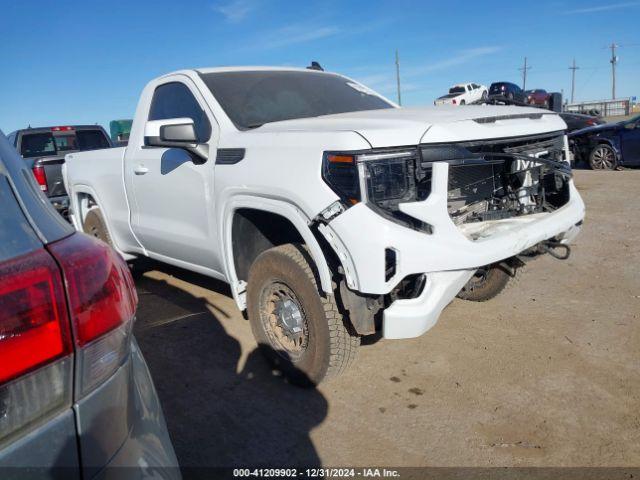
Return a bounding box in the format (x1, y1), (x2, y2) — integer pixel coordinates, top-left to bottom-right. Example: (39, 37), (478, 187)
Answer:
(83, 208), (114, 248)
(247, 244), (359, 386)
(457, 263), (517, 302)
(460, 99), (466, 105)
(588, 144), (618, 170)
(507, 92), (514, 101)
(481, 90), (488, 100)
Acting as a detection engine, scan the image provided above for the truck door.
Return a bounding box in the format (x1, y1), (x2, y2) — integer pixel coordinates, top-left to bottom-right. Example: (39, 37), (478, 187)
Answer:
(620, 118), (640, 165)
(126, 79), (222, 272)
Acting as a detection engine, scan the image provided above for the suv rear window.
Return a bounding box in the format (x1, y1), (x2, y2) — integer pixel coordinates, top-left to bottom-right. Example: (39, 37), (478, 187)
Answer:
(20, 129), (110, 158)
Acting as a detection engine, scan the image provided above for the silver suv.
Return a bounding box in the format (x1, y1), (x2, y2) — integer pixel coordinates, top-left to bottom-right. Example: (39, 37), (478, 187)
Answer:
(0, 130), (179, 479)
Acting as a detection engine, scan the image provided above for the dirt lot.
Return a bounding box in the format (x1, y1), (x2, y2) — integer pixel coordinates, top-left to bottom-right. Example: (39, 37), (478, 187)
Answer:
(133, 170), (639, 468)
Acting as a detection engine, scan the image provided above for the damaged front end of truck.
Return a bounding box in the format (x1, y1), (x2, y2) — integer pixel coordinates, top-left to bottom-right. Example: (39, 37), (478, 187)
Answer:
(317, 126), (585, 339)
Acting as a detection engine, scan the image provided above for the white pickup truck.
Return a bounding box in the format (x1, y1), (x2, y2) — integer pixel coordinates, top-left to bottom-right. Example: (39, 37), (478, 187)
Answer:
(64, 67), (585, 385)
(434, 83), (488, 106)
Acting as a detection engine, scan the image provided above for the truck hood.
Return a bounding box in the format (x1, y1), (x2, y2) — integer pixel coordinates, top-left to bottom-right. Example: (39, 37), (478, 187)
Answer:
(251, 106), (567, 148)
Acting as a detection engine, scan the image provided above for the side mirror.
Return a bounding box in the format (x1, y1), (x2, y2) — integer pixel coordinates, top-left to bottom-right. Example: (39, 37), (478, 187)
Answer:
(144, 118), (209, 162)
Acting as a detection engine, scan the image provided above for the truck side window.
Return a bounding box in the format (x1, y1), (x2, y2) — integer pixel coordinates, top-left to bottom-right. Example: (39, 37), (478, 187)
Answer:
(148, 82), (212, 143)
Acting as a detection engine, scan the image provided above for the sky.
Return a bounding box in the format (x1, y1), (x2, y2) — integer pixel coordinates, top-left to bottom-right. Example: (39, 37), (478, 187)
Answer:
(1, 0), (638, 133)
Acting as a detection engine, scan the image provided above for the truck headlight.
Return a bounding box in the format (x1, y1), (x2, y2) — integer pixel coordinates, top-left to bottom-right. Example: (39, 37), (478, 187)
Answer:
(321, 153), (361, 205)
(360, 150), (415, 205)
(321, 149), (432, 232)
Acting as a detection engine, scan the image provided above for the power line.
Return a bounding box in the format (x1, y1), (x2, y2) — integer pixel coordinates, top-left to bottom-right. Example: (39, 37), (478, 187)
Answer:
(395, 49), (402, 106)
(578, 67), (600, 89)
(569, 58), (580, 103)
(519, 57), (531, 90)
(602, 42), (639, 99)
(608, 43), (618, 99)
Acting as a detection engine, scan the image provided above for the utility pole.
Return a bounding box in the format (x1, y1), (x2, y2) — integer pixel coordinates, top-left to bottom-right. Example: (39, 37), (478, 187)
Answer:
(608, 43), (618, 99)
(395, 49), (402, 106)
(569, 58), (579, 103)
(519, 57), (531, 91)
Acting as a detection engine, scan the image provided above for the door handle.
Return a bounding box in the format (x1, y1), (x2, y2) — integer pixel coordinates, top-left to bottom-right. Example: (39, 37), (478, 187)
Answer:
(134, 165), (149, 175)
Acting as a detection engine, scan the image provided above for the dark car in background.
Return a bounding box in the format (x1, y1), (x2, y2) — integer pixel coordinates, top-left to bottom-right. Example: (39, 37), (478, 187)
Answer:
(488, 82), (526, 103)
(559, 112), (606, 132)
(570, 115), (640, 170)
(526, 89), (551, 107)
(0, 130), (179, 478)
(6, 125), (112, 218)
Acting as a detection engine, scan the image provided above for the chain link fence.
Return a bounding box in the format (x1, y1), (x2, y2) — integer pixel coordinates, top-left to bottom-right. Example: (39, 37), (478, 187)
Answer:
(564, 98), (631, 117)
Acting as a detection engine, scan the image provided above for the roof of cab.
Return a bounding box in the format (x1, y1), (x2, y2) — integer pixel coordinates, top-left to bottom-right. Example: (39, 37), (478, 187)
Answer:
(155, 66), (338, 80)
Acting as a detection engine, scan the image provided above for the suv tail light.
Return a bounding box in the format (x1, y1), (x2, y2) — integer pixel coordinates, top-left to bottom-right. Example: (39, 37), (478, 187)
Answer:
(48, 233), (137, 397)
(0, 249), (74, 443)
(0, 232), (138, 444)
(32, 165), (48, 192)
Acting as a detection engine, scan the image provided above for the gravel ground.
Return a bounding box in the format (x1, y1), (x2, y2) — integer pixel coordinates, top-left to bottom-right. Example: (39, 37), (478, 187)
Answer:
(133, 170), (639, 469)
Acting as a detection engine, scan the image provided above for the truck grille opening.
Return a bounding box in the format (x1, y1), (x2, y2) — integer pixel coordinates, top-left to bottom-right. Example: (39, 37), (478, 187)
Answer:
(420, 133), (571, 226)
(357, 133), (570, 233)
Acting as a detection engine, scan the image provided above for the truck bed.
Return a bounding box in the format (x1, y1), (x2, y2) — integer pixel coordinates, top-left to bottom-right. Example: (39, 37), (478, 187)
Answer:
(64, 147), (131, 242)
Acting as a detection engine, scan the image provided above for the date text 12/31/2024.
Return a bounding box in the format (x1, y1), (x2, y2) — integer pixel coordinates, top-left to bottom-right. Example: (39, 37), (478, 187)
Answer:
(233, 468), (401, 478)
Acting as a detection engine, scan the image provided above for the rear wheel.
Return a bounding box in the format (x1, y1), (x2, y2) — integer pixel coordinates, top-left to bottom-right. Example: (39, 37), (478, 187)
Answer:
(589, 144), (617, 170)
(83, 209), (114, 248)
(460, 99), (466, 105)
(247, 244), (359, 386)
(457, 263), (517, 302)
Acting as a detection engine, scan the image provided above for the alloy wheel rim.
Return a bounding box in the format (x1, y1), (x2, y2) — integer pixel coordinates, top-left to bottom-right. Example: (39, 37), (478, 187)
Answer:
(260, 282), (309, 360)
(593, 147), (614, 169)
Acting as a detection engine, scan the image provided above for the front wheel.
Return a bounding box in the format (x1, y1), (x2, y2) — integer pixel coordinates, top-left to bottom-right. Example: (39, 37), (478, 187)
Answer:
(83, 208), (114, 248)
(457, 263), (518, 302)
(589, 144), (618, 170)
(247, 244), (359, 386)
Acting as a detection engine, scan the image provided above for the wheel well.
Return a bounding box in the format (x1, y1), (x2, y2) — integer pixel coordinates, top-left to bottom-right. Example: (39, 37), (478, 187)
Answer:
(231, 209), (305, 282)
(75, 192), (99, 227)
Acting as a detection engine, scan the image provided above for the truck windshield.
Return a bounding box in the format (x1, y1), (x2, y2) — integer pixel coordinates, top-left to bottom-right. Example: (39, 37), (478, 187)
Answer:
(20, 129), (110, 158)
(199, 71), (394, 129)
